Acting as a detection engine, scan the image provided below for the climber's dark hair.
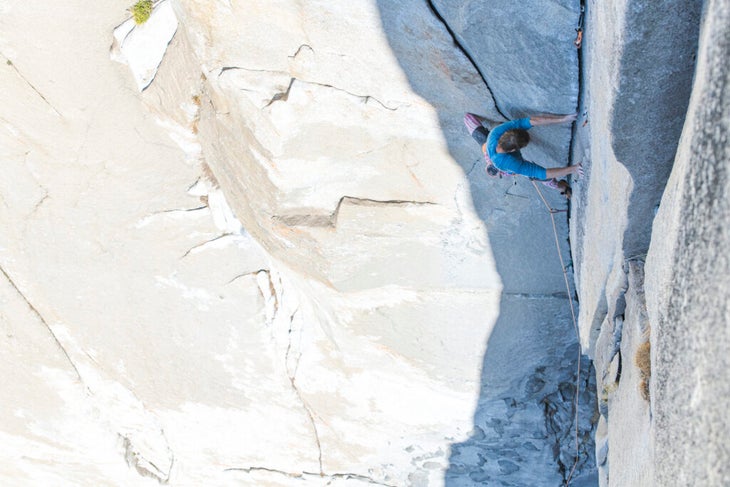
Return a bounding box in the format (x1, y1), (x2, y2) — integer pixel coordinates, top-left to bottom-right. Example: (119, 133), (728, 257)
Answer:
(498, 129), (530, 152)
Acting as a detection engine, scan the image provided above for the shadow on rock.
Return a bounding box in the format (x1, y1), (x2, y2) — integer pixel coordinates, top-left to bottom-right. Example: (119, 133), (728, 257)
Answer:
(609, 0), (701, 261)
(374, 0), (598, 485)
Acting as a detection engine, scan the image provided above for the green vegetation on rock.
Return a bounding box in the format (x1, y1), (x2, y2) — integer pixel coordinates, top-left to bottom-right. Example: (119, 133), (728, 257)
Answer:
(131, 0), (153, 25)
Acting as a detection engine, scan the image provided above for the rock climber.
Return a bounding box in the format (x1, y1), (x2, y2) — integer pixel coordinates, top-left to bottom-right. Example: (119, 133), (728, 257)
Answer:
(464, 112), (582, 197)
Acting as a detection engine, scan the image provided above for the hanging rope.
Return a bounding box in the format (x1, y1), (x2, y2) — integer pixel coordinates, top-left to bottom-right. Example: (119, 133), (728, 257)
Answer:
(530, 181), (583, 486)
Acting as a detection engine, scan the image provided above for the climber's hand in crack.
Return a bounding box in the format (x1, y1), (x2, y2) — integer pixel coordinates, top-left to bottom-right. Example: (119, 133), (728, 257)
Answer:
(546, 162), (582, 180)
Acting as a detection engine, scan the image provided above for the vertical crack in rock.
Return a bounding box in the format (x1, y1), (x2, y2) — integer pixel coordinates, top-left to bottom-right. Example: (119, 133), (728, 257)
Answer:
(567, 0), (587, 169)
(255, 270), (278, 326)
(253, 268), (323, 472)
(0, 265), (82, 381)
(261, 269), (323, 475)
(424, 0), (507, 120)
(2, 53), (63, 117)
(284, 307), (324, 476)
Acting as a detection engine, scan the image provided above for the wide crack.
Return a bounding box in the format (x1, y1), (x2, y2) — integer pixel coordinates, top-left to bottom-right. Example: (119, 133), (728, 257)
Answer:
(424, 0), (507, 120)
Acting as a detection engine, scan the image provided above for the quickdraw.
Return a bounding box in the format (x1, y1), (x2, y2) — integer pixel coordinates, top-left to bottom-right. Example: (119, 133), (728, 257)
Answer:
(574, 5), (585, 49)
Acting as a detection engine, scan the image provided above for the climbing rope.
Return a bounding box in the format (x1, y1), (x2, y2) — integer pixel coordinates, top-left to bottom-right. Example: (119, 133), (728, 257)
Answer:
(530, 181), (583, 486)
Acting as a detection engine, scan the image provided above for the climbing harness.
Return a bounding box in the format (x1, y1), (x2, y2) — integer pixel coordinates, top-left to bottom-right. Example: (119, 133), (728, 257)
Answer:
(482, 143), (510, 178)
(574, 5), (585, 49)
(531, 181), (583, 486)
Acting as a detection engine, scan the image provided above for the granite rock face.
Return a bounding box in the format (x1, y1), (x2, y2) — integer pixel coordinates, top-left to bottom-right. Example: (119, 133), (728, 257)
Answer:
(179, 0), (595, 482)
(0, 2), (272, 484)
(430, 0), (581, 169)
(571, 0), (702, 356)
(646, 0), (730, 483)
(0, 0), (595, 485)
(573, 0), (730, 485)
(592, 262), (654, 486)
(375, 1), (597, 485)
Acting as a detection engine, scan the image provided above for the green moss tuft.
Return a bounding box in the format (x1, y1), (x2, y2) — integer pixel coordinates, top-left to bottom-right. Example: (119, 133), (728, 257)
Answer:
(131, 0), (153, 25)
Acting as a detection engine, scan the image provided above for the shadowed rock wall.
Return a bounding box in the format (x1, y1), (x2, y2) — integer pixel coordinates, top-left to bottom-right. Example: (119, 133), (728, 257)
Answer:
(571, 0), (702, 356)
(570, 0), (730, 485)
(430, 0), (581, 169)
(385, 1), (599, 485)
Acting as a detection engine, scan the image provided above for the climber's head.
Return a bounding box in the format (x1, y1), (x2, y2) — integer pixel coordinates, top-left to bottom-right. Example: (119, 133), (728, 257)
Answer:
(498, 129), (530, 152)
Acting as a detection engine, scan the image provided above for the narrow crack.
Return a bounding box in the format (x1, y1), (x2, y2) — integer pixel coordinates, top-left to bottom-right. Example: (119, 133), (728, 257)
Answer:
(251, 270), (279, 327)
(151, 206), (208, 215)
(2, 266), (176, 483)
(181, 233), (231, 258)
(223, 467), (397, 486)
(289, 44), (315, 59)
(465, 158), (480, 176)
(265, 78), (401, 111)
(273, 196), (436, 228)
(505, 187), (529, 200)
(218, 66), (290, 77)
(218, 68), (403, 111)
(0, 265), (82, 382)
(2, 53), (63, 117)
(227, 268), (269, 285)
(285, 307), (305, 379)
(30, 193), (50, 216)
(424, 0), (507, 120)
(283, 307), (324, 476)
(326, 472), (399, 486)
(334, 196), (435, 218)
(224, 466), (305, 478)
